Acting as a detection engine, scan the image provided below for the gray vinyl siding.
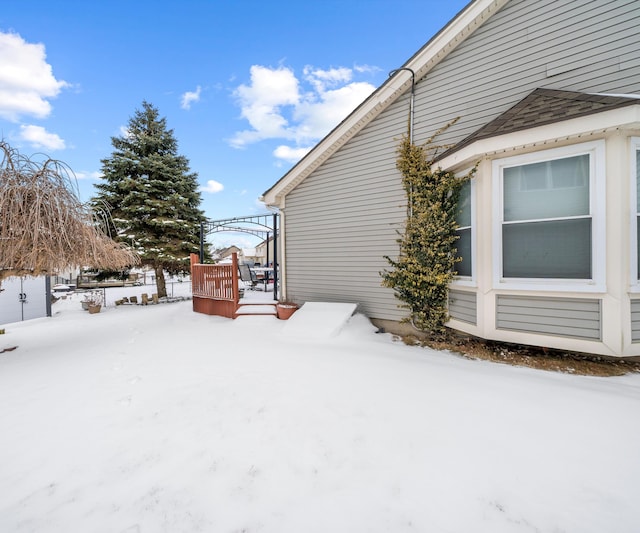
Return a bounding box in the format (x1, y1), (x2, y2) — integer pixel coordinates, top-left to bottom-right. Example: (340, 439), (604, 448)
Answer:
(448, 290), (477, 325)
(285, 132), (407, 320)
(410, 0), (640, 149)
(283, 0), (640, 321)
(496, 295), (602, 340)
(631, 300), (640, 342)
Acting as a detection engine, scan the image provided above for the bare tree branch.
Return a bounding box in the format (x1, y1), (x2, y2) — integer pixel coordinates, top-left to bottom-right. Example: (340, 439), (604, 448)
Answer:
(0, 141), (139, 282)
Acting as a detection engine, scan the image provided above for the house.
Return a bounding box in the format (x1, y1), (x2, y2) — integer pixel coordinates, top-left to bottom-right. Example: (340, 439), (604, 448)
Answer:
(212, 246), (242, 263)
(241, 248), (261, 266)
(261, 0), (640, 358)
(0, 276), (51, 325)
(255, 235), (280, 267)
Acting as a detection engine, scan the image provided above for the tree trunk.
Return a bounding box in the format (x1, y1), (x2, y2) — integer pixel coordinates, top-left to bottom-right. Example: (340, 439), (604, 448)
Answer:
(154, 265), (167, 298)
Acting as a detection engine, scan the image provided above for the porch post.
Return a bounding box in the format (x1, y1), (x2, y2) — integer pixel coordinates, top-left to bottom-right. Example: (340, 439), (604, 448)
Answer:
(231, 252), (239, 305)
(199, 221), (205, 263)
(265, 231), (270, 270)
(190, 252), (199, 295)
(272, 213), (278, 301)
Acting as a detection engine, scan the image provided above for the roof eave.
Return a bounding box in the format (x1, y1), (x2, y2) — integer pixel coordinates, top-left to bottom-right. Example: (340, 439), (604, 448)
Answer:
(437, 105), (640, 171)
(261, 0), (508, 207)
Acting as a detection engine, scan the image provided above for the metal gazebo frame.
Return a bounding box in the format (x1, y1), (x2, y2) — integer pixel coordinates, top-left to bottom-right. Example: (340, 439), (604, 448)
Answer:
(199, 213), (279, 300)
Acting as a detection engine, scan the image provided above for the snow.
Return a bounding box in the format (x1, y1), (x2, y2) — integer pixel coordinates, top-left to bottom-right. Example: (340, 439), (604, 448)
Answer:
(282, 302), (358, 339)
(1, 283), (639, 532)
(235, 304), (277, 316)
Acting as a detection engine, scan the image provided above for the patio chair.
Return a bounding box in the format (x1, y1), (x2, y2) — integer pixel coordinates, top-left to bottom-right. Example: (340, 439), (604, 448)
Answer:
(238, 264), (259, 290)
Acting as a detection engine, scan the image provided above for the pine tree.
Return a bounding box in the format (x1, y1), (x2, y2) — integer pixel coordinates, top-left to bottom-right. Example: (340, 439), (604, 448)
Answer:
(93, 101), (205, 298)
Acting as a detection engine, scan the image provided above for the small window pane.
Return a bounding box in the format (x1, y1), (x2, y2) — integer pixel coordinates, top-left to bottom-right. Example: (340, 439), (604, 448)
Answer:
(456, 181), (471, 227)
(637, 216), (640, 280)
(551, 156), (589, 189)
(503, 218), (591, 279)
(519, 161), (547, 190)
(636, 149), (640, 212)
(455, 228), (472, 277)
(636, 149), (640, 279)
(504, 154), (589, 221)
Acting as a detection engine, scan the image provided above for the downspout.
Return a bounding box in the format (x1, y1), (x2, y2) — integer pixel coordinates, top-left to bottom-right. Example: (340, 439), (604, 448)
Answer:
(278, 206), (286, 301)
(389, 67), (415, 144)
(271, 213), (278, 301)
(265, 204), (282, 301)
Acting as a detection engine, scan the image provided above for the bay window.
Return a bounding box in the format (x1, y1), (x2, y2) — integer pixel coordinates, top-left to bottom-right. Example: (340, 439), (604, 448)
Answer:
(454, 180), (472, 278)
(633, 138), (640, 281)
(494, 141), (605, 289)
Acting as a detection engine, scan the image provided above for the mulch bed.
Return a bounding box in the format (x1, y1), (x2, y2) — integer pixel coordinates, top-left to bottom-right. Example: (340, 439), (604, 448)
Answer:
(396, 332), (640, 377)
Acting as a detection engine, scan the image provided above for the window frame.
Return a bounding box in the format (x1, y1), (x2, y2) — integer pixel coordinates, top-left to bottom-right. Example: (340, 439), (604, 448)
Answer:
(452, 176), (476, 287)
(630, 137), (640, 292)
(492, 140), (606, 292)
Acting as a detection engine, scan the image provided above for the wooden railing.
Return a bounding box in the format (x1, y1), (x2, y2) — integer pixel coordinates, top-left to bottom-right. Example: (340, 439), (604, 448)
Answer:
(190, 252), (239, 318)
(191, 263), (237, 300)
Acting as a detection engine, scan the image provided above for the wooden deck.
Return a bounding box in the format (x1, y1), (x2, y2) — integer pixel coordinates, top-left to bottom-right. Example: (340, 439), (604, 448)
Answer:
(190, 252), (278, 319)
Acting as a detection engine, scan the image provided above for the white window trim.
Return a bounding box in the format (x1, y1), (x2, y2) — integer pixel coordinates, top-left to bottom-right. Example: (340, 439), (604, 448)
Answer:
(453, 177), (476, 287)
(492, 140), (606, 292)
(630, 137), (640, 292)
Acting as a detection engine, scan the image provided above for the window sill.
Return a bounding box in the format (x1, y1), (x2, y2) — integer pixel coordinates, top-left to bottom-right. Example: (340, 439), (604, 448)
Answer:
(494, 278), (605, 293)
(451, 277), (476, 288)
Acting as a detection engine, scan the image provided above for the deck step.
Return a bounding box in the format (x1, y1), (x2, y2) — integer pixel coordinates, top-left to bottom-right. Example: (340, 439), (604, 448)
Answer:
(234, 304), (277, 318)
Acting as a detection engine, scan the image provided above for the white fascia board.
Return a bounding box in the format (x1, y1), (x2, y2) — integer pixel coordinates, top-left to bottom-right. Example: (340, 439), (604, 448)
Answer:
(261, 0), (507, 208)
(437, 105), (640, 171)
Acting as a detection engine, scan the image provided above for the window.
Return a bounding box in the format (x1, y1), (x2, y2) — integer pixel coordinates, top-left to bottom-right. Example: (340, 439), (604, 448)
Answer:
(633, 138), (640, 283)
(493, 141), (605, 290)
(454, 180), (472, 278)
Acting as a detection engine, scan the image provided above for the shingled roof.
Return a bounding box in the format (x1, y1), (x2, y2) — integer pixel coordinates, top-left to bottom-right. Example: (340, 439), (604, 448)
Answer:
(438, 88), (640, 160)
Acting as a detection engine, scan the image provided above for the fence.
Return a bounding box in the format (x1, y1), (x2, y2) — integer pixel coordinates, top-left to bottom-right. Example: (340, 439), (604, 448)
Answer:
(190, 252), (239, 318)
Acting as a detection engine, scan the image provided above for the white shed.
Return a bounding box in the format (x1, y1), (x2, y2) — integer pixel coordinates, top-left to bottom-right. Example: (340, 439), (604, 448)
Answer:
(0, 276), (51, 325)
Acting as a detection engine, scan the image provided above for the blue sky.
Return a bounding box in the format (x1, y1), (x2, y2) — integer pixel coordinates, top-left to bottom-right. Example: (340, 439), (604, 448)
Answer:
(0, 0), (469, 248)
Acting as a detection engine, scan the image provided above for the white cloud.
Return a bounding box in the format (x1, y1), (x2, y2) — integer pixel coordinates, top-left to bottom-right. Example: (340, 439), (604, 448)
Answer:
(273, 145), (311, 163)
(303, 66), (352, 94)
(74, 170), (102, 181)
(18, 124), (65, 150)
(0, 31), (68, 122)
(353, 64), (382, 75)
(229, 65), (300, 148)
(200, 179), (224, 194)
(180, 85), (202, 110)
(294, 82), (374, 143)
(229, 63), (376, 159)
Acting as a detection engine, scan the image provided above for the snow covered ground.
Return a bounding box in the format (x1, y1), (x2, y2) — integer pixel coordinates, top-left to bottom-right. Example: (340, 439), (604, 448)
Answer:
(1, 283), (639, 532)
